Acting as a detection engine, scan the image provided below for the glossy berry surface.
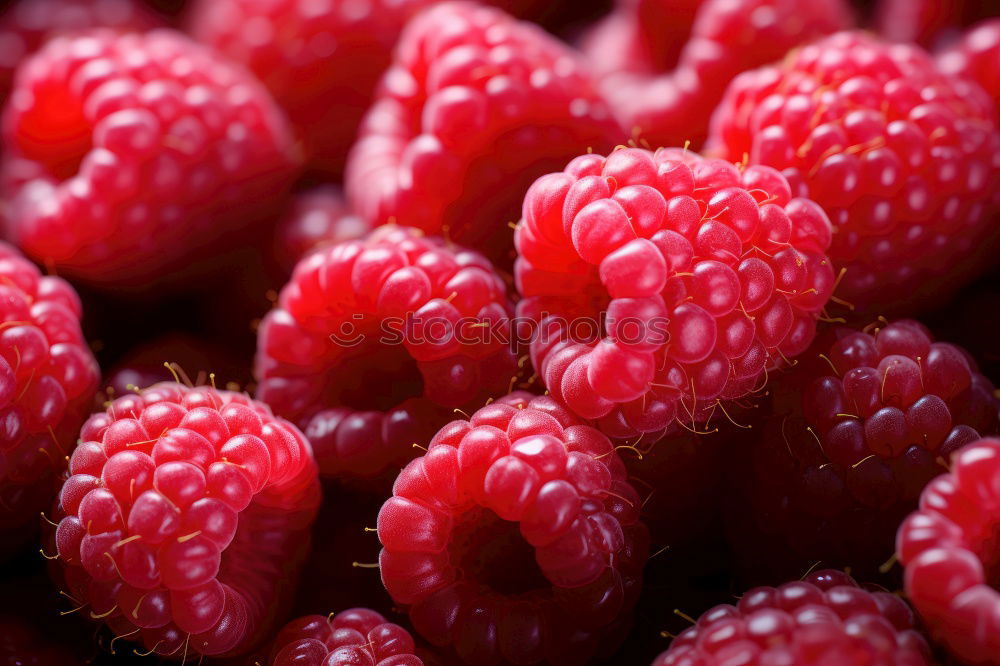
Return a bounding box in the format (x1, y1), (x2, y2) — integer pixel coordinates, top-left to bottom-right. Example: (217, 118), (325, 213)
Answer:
(256, 226), (517, 480)
(0, 241), (99, 544)
(583, 0), (851, 150)
(728, 319), (999, 581)
(515, 147), (835, 438)
(653, 569), (931, 666)
(1, 29), (300, 286)
(274, 186), (370, 272)
(897, 436), (1000, 665)
(53, 382), (321, 658)
(270, 609), (421, 666)
(346, 1), (622, 268)
(937, 18), (1000, 120)
(708, 31), (1000, 312)
(0, 0), (162, 102)
(377, 392), (649, 665)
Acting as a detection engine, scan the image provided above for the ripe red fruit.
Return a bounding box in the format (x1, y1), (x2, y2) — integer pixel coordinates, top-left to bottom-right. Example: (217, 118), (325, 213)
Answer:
(0, 0), (162, 102)
(653, 569), (931, 665)
(346, 1), (622, 268)
(937, 18), (1000, 120)
(582, 0), (851, 150)
(707, 31), (1000, 313)
(0, 241), (99, 553)
(269, 610), (421, 666)
(256, 226), (518, 480)
(515, 146), (835, 438)
(274, 187), (370, 272)
(377, 391), (649, 665)
(897, 436), (1000, 665)
(52, 382), (321, 658)
(1, 29), (301, 287)
(874, 0), (997, 47)
(727, 319), (999, 582)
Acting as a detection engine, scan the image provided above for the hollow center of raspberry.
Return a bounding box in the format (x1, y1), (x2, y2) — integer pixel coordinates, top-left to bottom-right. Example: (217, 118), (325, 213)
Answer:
(450, 507), (549, 596)
(14, 81), (91, 182)
(325, 340), (424, 412)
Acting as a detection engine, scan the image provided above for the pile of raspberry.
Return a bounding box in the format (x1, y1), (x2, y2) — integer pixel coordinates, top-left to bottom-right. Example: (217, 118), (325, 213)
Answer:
(515, 146), (835, 438)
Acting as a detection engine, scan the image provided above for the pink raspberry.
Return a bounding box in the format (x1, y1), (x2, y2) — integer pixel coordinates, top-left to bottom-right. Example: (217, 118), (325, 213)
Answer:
(274, 187), (370, 272)
(874, 0), (997, 47)
(255, 226), (518, 480)
(1, 29), (301, 287)
(653, 569), (931, 666)
(897, 436), (1000, 665)
(707, 31), (1000, 313)
(269, 610), (421, 666)
(0, 0), (163, 102)
(937, 18), (1000, 120)
(377, 391), (649, 665)
(52, 382), (321, 658)
(0, 241), (99, 550)
(581, 0), (851, 150)
(515, 147), (835, 438)
(345, 2), (622, 268)
(727, 319), (999, 582)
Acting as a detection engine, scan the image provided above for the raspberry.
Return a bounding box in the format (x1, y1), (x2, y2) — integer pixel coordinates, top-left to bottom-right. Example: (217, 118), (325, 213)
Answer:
(0, 241), (99, 550)
(0, 0), (162, 103)
(874, 0), (997, 47)
(707, 31), (1000, 313)
(52, 382), (321, 658)
(653, 569), (931, 666)
(727, 319), (999, 582)
(1, 29), (301, 286)
(937, 18), (1000, 119)
(255, 226), (518, 480)
(269, 610), (421, 666)
(897, 436), (1000, 665)
(377, 392), (649, 665)
(274, 187), (370, 272)
(345, 2), (622, 268)
(514, 147), (835, 438)
(582, 0), (851, 151)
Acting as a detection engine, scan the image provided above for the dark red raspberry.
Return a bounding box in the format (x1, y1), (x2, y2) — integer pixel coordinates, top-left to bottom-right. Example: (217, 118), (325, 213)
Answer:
(653, 569), (931, 666)
(377, 391), (649, 665)
(345, 2), (623, 268)
(269, 610), (421, 666)
(0, 0), (162, 102)
(274, 187), (370, 273)
(256, 226), (518, 480)
(0, 241), (99, 551)
(582, 0), (851, 151)
(727, 319), (999, 582)
(897, 436), (1000, 665)
(515, 147), (835, 439)
(52, 382), (321, 658)
(937, 18), (1000, 120)
(707, 31), (1000, 313)
(1, 29), (301, 287)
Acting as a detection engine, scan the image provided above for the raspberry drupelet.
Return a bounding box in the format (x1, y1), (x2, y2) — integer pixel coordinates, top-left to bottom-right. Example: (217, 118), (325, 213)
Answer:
(582, 0), (851, 151)
(269, 609), (421, 666)
(0, 241), (99, 553)
(345, 1), (623, 268)
(255, 226), (518, 481)
(1, 29), (301, 287)
(377, 392), (649, 665)
(897, 436), (1000, 665)
(0, 0), (163, 102)
(937, 18), (1000, 120)
(515, 147), (835, 439)
(274, 186), (370, 272)
(653, 569), (931, 666)
(707, 31), (1000, 314)
(52, 382), (321, 658)
(727, 319), (999, 582)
